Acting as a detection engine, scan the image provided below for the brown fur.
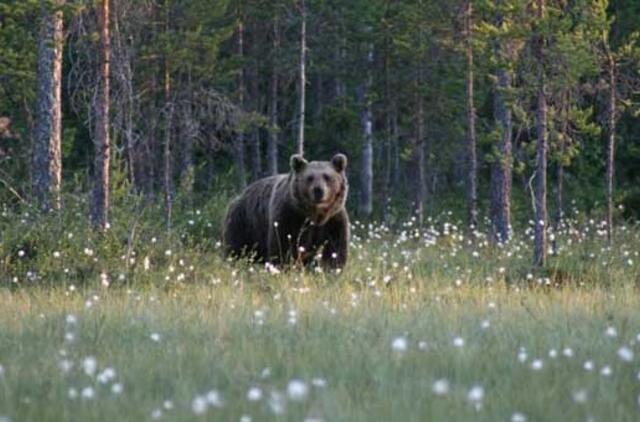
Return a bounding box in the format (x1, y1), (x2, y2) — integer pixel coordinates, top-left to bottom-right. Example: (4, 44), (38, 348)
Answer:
(223, 154), (350, 269)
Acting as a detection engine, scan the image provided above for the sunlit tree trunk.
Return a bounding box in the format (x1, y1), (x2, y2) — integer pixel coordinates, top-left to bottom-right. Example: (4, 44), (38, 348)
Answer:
(33, 0), (63, 211)
(91, 0), (111, 230)
(490, 1), (512, 243)
(533, 0), (548, 267)
(605, 51), (616, 244)
(297, 0), (307, 156)
(553, 91), (568, 255)
(464, 0), (478, 229)
(358, 42), (373, 217)
(414, 70), (426, 226)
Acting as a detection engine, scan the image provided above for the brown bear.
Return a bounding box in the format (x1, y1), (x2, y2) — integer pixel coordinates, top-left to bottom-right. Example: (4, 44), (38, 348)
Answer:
(223, 153), (349, 269)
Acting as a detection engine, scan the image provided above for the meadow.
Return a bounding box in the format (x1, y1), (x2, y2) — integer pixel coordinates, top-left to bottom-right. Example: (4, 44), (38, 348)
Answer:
(1, 200), (640, 421)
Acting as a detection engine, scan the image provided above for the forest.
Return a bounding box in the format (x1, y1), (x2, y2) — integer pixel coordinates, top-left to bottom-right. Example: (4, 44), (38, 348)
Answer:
(1, 1), (640, 421)
(1, 1), (639, 248)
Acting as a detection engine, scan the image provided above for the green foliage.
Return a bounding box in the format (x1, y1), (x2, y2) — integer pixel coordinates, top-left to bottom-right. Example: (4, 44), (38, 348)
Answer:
(1, 199), (640, 419)
(1, 0), (640, 223)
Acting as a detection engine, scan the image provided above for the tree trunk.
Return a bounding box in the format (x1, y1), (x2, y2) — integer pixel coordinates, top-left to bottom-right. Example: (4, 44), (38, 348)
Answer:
(392, 108), (401, 188)
(33, 0), (63, 211)
(553, 92), (568, 255)
(179, 68), (196, 205)
(163, 62), (173, 229)
(143, 103), (157, 200)
(163, 0), (174, 230)
(358, 42), (374, 217)
(266, 14), (280, 176)
(464, 1), (478, 229)
(234, 18), (247, 190)
(297, 0), (307, 156)
(414, 72), (426, 226)
(605, 53), (616, 244)
(112, 0), (137, 193)
(533, 0), (548, 267)
(91, 0), (111, 230)
(181, 108), (196, 205)
(382, 39), (394, 222)
(489, 2), (512, 243)
(249, 66), (262, 181)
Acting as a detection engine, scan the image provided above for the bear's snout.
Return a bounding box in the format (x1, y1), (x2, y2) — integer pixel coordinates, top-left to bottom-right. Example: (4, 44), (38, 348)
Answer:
(312, 186), (325, 202)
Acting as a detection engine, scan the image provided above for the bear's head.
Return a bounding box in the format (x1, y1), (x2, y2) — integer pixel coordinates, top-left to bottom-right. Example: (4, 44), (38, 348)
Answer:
(290, 153), (348, 225)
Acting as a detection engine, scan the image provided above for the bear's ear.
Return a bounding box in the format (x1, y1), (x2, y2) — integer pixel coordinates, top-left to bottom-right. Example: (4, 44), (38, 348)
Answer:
(331, 153), (347, 172)
(290, 154), (308, 173)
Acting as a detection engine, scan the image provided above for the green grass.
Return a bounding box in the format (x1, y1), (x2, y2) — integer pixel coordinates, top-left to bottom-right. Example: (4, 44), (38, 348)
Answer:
(1, 201), (640, 421)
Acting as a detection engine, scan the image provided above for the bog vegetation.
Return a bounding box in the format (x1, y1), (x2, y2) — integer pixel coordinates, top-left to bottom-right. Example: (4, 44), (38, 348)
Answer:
(1, 0), (640, 420)
(1, 200), (640, 420)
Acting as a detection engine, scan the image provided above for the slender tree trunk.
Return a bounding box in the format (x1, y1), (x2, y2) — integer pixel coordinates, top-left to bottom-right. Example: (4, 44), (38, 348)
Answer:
(297, 0), (307, 156)
(143, 100), (157, 200)
(358, 42), (374, 217)
(333, 22), (346, 104)
(91, 0), (111, 230)
(605, 53), (616, 244)
(181, 107), (196, 206)
(414, 71), (426, 226)
(267, 14), (280, 176)
(178, 67), (196, 205)
(392, 107), (400, 187)
(413, 14), (427, 226)
(464, 1), (478, 229)
(533, 0), (548, 267)
(553, 92), (568, 255)
(234, 18), (247, 189)
(490, 2), (512, 243)
(112, 0), (137, 193)
(249, 66), (262, 181)
(382, 40), (393, 222)
(163, 57), (173, 229)
(163, 0), (174, 230)
(33, 0), (63, 211)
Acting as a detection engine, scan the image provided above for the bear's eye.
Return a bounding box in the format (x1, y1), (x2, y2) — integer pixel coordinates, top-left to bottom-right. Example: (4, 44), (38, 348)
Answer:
(307, 175), (314, 183)
(322, 174), (331, 182)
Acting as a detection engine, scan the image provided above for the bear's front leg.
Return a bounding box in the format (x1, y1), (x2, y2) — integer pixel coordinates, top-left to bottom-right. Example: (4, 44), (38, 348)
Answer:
(266, 223), (283, 266)
(321, 211), (349, 270)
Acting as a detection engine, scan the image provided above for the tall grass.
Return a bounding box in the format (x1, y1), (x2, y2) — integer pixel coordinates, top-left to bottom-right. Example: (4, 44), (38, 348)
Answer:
(0, 197), (639, 421)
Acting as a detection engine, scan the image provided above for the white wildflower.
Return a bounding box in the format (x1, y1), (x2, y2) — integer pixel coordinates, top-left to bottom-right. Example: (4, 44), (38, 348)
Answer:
(467, 385), (484, 403)
(511, 412), (527, 422)
(287, 379), (309, 401)
(206, 390), (223, 408)
(618, 346), (634, 362)
(191, 396), (208, 415)
(391, 336), (408, 352)
(247, 387), (263, 402)
(432, 379), (450, 396)
(572, 389), (588, 404)
(111, 383), (124, 395)
(82, 356), (97, 376)
(81, 386), (95, 400)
